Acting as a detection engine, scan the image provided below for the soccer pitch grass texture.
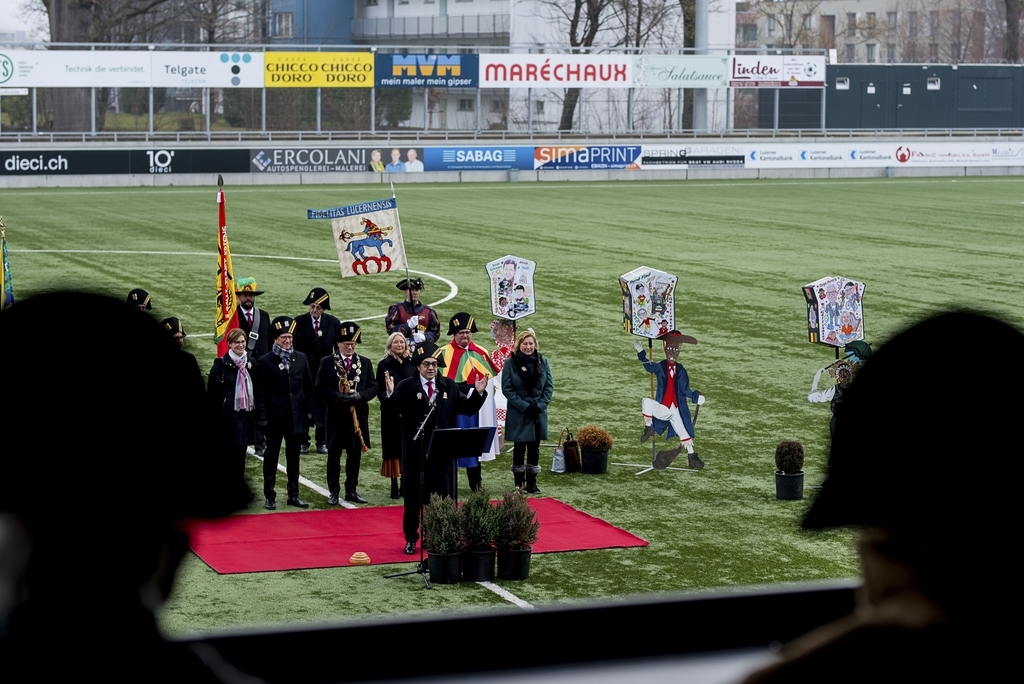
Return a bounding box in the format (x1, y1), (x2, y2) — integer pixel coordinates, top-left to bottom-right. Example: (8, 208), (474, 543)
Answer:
(3, 177), (1021, 635)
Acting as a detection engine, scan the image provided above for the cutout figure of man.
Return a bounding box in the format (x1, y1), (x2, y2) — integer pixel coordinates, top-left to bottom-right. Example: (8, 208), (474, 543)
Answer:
(634, 331), (706, 470)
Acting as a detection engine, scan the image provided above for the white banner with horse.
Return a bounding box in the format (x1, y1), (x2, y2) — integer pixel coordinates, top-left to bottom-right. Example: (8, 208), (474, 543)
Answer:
(307, 198), (408, 277)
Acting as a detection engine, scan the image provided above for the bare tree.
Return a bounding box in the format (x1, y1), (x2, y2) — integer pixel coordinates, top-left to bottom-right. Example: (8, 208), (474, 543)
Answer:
(1007, 0), (1023, 60)
(750, 0), (823, 49)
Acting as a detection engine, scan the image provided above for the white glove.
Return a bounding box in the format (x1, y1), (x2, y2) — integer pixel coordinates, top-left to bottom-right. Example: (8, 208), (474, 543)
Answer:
(412, 331), (426, 344)
(633, 340), (644, 353)
(697, 395), (706, 406)
(407, 315), (420, 329)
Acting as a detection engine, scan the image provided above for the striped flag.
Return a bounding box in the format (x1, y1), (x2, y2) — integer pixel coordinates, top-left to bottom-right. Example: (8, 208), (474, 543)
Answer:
(214, 181), (239, 356)
(0, 216), (13, 311)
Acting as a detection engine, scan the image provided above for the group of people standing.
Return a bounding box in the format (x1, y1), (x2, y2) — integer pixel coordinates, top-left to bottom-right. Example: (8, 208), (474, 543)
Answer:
(137, 275), (556, 550)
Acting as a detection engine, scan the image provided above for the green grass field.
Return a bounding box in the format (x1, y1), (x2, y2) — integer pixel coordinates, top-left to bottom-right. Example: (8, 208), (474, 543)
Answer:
(3, 176), (1022, 636)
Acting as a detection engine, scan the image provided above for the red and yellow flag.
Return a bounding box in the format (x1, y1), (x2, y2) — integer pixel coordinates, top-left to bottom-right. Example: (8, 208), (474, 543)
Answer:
(214, 183), (238, 356)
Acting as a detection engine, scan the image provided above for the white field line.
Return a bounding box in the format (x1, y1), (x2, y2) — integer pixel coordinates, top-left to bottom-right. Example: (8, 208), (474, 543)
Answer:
(247, 446), (355, 509)
(11, 248), (458, 327)
(250, 446), (532, 608)
(477, 581), (534, 609)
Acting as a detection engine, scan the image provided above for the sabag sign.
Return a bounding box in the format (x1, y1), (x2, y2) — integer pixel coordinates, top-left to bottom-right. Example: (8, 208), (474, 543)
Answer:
(0, 50), (150, 88)
(533, 145), (642, 170)
(375, 54), (478, 88)
(264, 52), (373, 88)
(152, 52), (263, 88)
(729, 55), (825, 88)
(632, 56), (729, 88)
(481, 55), (631, 88)
(424, 146), (533, 171)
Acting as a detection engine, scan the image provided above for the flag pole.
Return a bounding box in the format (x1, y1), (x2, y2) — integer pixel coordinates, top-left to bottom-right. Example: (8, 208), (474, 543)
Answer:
(391, 181), (411, 283)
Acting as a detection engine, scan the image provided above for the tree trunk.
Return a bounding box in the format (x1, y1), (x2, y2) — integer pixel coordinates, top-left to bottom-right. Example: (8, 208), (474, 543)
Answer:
(44, 0), (96, 131)
(1006, 0), (1023, 63)
(559, 88), (581, 130)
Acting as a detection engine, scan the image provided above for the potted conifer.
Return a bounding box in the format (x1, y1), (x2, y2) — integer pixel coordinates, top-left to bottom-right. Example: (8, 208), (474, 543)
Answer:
(495, 488), (540, 580)
(422, 493), (463, 584)
(576, 424), (614, 474)
(459, 487), (499, 582)
(775, 440), (805, 500)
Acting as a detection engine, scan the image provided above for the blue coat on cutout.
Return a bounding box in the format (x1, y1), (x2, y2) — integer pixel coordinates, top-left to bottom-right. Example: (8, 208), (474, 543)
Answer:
(638, 349), (701, 439)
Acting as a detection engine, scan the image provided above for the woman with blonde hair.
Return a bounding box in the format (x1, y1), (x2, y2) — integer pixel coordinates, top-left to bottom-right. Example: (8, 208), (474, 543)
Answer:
(376, 331), (416, 498)
(501, 329), (554, 494)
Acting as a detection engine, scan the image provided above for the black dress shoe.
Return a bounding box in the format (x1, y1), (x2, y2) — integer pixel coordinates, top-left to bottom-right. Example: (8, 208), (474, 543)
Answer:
(345, 491), (368, 504)
(317, 444), (328, 454)
(640, 425), (657, 444)
(327, 493), (339, 505)
(264, 498), (276, 510)
(255, 447), (266, 457)
(403, 542), (416, 555)
(287, 497), (310, 508)
(299, 444), (309, 455)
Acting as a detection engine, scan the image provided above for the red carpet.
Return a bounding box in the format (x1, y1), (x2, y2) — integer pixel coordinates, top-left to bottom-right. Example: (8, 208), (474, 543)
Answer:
(185, 498), (648, 574)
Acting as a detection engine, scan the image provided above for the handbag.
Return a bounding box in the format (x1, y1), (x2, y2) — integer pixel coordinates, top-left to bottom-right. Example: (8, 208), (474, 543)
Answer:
(555, 427), (582, 473)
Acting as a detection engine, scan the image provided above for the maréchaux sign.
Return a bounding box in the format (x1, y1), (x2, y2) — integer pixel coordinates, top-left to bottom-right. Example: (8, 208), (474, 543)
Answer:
(264, 53), (374, 88)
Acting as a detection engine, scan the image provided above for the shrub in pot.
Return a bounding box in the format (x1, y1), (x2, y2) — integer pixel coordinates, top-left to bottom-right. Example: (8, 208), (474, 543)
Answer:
(422, 493), (462, 583)
(775, 440), (805, 501)
(495, 488), (540, 580)
(576, 424), (614, 474)
(459, 487), (499, 582)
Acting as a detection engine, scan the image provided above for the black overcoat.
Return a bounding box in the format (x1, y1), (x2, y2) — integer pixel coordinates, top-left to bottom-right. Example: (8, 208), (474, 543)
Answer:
(255, 350), (313, 436)
(293, 312), (341, 372)
(206, 354), (256, 447)
(316, 353), (377, 452)
(375, 355), (416, 463)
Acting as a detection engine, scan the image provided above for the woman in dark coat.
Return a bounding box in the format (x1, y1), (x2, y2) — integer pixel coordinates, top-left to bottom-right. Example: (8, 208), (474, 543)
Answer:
(376, 332), (416, 499)
(501, 330), (554, 494)
(206, 327), (256, 479)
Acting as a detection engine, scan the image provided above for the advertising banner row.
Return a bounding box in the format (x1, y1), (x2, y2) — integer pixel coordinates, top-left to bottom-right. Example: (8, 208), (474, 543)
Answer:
(0, 50), (824, 90)
(4, 142), (1021, 176)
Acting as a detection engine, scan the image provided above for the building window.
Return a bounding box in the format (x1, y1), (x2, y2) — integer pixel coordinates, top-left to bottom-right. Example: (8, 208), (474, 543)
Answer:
(490, 99), (504, 112)
(929, 11), (939, 38)
(273, 13), (293, 38)
(737, 23), (758, 46)
(950, 42), (961, 61)
(802, 14), (811, 30)
(887, 43), (896, 62)
(364, 0), (377, 5)
(845, 44), (855, 62)
(458, 99), (474, 111)
(534, 100), (544, 115)
(820, 15), (836, 47)
(866, 43), (876, 62)
(908, 11), (918, 37)
(929, 43), (939, 61)
(887, 12), (897, 35)
(847, 13), (856, 36)
(866, 12), (876, 31)
(767, 19), (775, 37)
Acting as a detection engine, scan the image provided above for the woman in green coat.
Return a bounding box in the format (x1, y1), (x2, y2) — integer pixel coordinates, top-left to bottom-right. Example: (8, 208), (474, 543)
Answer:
(501, 330), (554, 494)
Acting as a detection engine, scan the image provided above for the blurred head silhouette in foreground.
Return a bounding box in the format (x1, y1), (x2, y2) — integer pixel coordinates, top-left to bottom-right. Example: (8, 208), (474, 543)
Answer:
(0, 292), (252, 681)
(747, 310), (1022, 682)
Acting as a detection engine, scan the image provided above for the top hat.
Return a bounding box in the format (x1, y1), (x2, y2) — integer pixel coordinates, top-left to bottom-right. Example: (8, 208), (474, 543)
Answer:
(160, 317), (185, 337)
(126, 288), (152, 310)
(396, 277), (424, 291)
(411, 341), (447, 368)
(448, 312), (478, 335)
(336, 321), (362, 344)
(303, 287), (331, 310)
(270, 316), (296, 338)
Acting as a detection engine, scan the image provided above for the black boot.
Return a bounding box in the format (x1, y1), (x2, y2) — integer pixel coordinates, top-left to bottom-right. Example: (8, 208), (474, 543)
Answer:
(525, 466), (541, 495)
(390, 477), (400, 500)
(512, 465), (526, 490)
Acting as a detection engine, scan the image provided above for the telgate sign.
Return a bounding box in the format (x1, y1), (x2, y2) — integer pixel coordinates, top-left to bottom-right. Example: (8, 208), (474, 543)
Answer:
(375, 54), (478, 88)
(423, 146), (533, 171)
(480, 55), (632, 88)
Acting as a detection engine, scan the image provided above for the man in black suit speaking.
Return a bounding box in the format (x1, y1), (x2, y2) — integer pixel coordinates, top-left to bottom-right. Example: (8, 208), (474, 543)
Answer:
(383, 342), (488, 554)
